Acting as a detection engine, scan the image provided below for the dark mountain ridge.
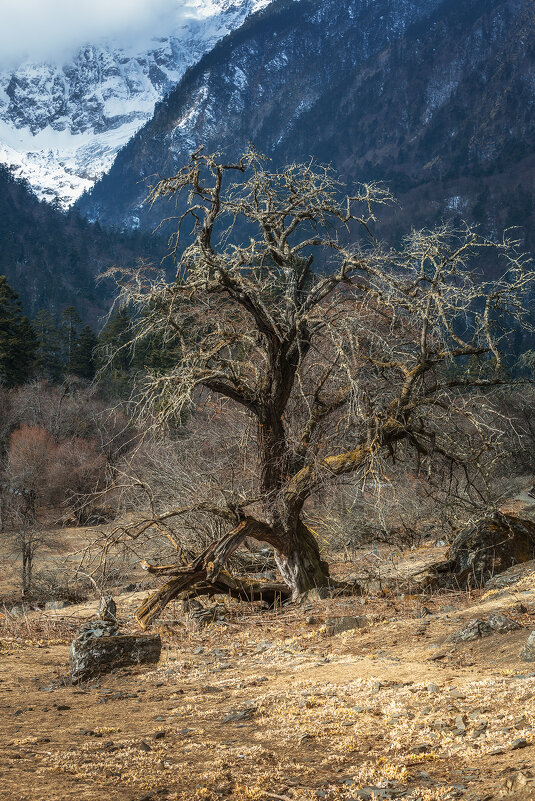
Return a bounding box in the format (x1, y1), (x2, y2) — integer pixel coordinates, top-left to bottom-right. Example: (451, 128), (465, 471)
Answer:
(78, 0), (535, 259)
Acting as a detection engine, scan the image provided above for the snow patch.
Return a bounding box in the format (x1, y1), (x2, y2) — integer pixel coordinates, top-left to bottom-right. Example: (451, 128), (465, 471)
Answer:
(0, 0), (272, 207)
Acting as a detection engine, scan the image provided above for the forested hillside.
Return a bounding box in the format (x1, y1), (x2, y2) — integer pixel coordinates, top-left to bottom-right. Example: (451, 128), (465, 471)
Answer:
(0, 166), (160, 320)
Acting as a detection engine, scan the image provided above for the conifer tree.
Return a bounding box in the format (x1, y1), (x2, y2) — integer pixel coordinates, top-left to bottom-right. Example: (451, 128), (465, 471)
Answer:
(70, 325), (98, 380)
(61, 306), (82, 369)
(96, 307), (135, 396)
(33, 309), (63, 382)
(0, 276), (36, 387)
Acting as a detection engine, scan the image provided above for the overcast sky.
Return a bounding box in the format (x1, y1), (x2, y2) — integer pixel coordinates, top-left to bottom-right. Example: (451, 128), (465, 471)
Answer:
(0, 0), (191, 66)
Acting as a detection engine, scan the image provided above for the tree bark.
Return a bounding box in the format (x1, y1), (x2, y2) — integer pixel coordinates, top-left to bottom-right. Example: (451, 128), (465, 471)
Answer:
(275, 520), (331, 598)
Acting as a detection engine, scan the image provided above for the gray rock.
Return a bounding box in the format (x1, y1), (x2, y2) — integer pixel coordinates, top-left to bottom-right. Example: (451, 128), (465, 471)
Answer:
(511, 738), (529, 750)
(70, 627), (161, 682)
(76, 619), (118, 642)
(449, 614), (521, 643)
(520, 631), (535, 662)
(97, 596), (117, 621)
(447, 619), (494, 642)
(298, 586), (331, 603)
(222, 707), (256, 723)
(410, 743), (434, 754)
(487, 613), (522, 633)
(486, 559), (535, 590)
(44, 600), (67, 610)
(445, 512), (535, 588)
(325, 615), (369, 635)
(188, 603), (228, 629)
(454, 714), (467, 734)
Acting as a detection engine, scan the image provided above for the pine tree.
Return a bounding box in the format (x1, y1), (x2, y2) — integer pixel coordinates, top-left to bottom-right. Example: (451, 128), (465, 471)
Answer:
(33, 309), (63, 382)
(70, 325), (98, 380)
(61, 305), (82, 369)
(96, 307), (135, 396)
(0, 276), (36, 387)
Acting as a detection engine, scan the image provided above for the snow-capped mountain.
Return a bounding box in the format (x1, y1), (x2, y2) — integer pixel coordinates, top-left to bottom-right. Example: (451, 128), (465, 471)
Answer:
(0, 0), (270, 207)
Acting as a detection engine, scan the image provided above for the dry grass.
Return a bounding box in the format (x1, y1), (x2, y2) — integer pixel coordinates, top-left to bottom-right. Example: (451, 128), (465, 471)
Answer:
(3, 544), (535, 800)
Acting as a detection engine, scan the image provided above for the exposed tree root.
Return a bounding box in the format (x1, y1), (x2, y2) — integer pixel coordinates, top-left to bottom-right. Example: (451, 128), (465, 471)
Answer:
(136, 516), (288, 628)
(136, 571), (290, 629)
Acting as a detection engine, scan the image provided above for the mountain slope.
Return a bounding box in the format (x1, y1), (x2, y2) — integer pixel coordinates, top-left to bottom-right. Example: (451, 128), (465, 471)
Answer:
(0, 166), (158, 321)
(79, 0), (535, 256)
(0, 0), (270, 207)
(79, 0), (444, 226)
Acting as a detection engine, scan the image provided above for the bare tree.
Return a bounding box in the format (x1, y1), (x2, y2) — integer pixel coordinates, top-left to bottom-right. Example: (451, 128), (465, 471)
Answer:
(103, 147), (535, 627)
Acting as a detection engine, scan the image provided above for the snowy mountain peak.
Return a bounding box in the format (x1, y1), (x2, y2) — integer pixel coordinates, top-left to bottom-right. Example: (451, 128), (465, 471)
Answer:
(0, 0), (270, 207)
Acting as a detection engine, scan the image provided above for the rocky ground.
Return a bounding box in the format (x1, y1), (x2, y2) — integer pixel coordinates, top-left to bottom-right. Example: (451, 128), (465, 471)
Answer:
(3, 552), (535, 801)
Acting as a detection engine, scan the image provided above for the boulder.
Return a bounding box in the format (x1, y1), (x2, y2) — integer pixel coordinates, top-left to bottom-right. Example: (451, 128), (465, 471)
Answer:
(486, 613), (522, 633)
(485, 559), (535, 590)
(445, 512), (535, 588)
(415, 512), (535, 591)
(70, 619), (161, 681)
(325, 615), (369, 635)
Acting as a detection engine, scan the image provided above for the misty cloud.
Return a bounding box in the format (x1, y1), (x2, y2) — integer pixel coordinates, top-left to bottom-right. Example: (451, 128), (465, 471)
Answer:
(0, 0), (194, 66)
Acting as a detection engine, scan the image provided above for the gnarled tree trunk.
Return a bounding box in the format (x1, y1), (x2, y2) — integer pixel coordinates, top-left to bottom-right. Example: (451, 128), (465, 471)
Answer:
(275, 520), (330, 597)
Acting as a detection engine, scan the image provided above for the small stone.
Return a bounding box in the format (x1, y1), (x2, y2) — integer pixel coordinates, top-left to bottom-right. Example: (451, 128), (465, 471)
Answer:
(325, 615), (369, 636)
(520, 631), (535, 662)
(56, 705), (71, 711)
(222, 707), (256, 723)
(427, 683), (440, 694)
(410, 743), (433, 754)
(511, 738), (529, 750)
(153, 731), (166, 740)
(139, 741), (152, 752)
(97, 596), (117, 621)
(454, 715), (466, 734)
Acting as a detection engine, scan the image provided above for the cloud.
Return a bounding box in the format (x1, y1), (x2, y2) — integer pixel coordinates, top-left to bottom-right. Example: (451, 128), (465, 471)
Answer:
(0, 0), (193, 66)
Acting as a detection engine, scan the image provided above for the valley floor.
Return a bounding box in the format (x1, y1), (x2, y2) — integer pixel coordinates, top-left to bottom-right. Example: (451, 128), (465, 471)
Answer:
(2, 574), (535, 801)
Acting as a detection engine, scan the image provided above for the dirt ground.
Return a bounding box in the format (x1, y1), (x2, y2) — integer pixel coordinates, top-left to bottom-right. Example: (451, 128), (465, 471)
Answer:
(3, 556), (535, 801)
